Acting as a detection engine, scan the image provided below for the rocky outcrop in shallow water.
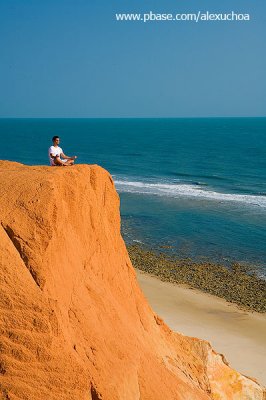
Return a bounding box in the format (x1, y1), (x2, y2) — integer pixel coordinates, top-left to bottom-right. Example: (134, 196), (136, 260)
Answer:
(127, 245), (266, 313)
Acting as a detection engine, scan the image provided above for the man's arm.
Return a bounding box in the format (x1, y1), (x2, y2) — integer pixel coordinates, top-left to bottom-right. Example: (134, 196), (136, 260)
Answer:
(61, 152), (77, 160)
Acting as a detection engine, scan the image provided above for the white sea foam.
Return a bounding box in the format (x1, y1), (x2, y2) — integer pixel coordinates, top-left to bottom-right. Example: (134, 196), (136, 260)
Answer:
(114, 179), (266, 208)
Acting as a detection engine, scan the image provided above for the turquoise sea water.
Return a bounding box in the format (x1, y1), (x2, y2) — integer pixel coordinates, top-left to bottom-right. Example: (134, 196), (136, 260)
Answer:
(1, 118), (266, 274)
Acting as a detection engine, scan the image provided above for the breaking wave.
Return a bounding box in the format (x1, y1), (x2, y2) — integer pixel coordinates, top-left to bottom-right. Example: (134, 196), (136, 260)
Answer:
(114, 178), (266, 208)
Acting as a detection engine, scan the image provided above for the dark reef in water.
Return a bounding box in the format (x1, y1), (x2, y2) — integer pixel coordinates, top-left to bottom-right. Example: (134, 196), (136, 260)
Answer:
(127, 244), (266, 313)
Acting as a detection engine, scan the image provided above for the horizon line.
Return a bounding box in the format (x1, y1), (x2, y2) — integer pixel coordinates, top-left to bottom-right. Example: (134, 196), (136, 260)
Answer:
(0, 116), (266, 120)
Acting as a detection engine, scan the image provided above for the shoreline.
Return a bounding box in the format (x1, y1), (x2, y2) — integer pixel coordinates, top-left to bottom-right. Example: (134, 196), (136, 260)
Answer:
(136, 269), (266, 386)
(127, 244), (266, 313)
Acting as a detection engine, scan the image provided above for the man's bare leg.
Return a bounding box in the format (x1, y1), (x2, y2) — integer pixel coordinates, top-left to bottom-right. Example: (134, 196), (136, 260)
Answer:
(53, 158), (74, 166)
(64, 159), (74, 166)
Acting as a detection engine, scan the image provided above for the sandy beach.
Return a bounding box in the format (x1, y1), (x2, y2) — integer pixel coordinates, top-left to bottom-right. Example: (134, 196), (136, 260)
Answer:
(136, 269), (266, 386)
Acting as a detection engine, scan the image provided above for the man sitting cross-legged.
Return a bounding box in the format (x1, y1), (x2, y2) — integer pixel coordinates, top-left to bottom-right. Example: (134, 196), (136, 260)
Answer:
(48, 135), (77, 166)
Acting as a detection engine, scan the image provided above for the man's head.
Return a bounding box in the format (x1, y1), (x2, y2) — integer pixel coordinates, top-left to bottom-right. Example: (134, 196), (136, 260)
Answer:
(52, 136), (60, 145)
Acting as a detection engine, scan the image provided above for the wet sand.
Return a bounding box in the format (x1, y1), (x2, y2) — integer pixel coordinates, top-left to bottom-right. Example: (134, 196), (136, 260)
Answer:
(136, 270), (266, 386)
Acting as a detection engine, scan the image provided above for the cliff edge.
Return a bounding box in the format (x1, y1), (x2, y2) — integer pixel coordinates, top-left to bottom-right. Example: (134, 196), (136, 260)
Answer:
(0, 161), (264, 400)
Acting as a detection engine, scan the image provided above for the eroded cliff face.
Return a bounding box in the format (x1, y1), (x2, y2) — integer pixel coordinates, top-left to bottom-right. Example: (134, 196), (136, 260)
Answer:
(0, 161), (264, 400)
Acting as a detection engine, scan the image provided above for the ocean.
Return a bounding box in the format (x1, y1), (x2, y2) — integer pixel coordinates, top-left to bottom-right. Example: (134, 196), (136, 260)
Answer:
(1, 118), (266, 275)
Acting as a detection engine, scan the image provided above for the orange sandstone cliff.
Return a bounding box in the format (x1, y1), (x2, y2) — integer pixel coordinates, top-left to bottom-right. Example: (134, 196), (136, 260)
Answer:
(0, 161), (264, 400)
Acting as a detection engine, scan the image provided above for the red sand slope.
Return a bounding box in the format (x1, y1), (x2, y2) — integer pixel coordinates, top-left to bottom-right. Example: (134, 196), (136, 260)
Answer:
(0, 161), (264, 400)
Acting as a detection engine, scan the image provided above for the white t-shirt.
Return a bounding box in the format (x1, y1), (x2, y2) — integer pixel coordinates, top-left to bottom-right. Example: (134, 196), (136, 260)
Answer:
(48, 145), (63, 166)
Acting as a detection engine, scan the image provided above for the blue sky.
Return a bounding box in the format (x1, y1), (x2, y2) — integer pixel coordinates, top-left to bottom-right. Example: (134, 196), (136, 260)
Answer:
(0, 0), (265, 117)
